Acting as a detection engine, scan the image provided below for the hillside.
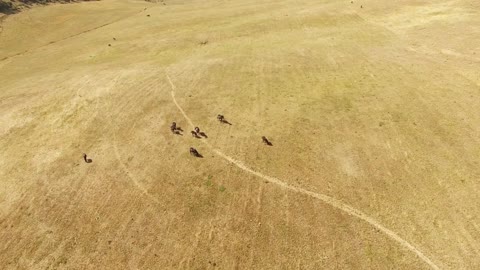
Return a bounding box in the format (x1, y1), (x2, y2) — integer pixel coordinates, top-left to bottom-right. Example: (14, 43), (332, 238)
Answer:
(1, 0), (479, 269)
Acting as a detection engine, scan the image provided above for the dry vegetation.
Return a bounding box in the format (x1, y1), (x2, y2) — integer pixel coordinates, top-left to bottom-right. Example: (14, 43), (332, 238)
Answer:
(0, 0), (97, 14)
(0, 0), (479, 269)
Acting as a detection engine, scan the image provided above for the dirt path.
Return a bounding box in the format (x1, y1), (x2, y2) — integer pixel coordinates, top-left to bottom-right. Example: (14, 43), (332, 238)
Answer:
(166, 73), (441, 270)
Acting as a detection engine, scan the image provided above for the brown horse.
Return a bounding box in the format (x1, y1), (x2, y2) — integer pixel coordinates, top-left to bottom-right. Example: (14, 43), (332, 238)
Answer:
(190, 147), (202, 157)
(217, 114), (232, 125)
(262, 136), (272, 146)
(83, 153), (93, 163)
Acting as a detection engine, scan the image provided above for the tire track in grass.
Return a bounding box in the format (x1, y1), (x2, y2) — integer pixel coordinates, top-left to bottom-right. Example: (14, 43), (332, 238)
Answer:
(101, 72), (162, 205)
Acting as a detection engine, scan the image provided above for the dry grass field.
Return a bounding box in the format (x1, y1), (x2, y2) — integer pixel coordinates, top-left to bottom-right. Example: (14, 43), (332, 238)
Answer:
(1, 0), (479, 269)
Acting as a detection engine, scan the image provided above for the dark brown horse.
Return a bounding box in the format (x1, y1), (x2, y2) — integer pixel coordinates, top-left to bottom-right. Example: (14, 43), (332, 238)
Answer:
(190, 147), (202, 157)
(262, 136), (272, 146)
(217, 114), (231, 125)
(83, 153), (93, 163)
(171, 122), (183, 135)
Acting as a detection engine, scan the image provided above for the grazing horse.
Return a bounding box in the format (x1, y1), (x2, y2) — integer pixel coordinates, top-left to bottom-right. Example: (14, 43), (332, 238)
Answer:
(190, 147), (201, 157)
(262, 136), (272, 146)
(83, 153), (93, 163)
(217, 114), (232, 125)
(171, 122), (183, 135)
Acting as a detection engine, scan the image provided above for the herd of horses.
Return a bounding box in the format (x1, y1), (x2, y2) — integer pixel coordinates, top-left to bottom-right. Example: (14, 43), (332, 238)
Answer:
(82, 114), (272, 163)
(171, 114), (272, 158)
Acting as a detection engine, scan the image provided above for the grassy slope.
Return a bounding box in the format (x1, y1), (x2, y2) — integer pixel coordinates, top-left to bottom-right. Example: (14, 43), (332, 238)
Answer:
(0, 0), (479, 269)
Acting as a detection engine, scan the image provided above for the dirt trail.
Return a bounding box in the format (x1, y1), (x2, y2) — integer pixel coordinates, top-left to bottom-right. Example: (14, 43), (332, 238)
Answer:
(167, 73), (441, 270)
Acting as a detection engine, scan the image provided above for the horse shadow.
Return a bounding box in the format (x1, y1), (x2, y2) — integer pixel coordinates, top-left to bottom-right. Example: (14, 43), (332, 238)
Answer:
(262, 137), (273, 146)
(221, 119), (232, 125)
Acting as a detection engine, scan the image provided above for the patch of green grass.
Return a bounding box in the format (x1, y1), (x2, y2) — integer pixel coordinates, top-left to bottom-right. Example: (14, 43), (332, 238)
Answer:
(205, 175), (227, 192)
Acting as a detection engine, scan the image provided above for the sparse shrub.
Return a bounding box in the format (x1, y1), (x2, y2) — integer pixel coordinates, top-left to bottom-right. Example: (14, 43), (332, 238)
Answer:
(0, 0), (100, 14)
(0, 0), (16, 13)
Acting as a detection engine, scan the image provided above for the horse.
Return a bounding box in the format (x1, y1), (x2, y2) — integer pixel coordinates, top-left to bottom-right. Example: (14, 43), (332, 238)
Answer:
(190, 147), (202, 157)
(262, 136), (272, 146)
(83, 153), (93, 163)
